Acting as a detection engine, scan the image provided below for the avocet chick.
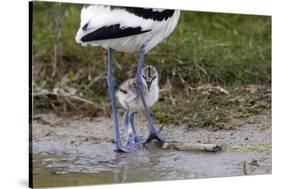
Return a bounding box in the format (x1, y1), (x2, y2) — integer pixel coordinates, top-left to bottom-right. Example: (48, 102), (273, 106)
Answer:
(116, 65), (159, 112)
(116, 65), (160, 145)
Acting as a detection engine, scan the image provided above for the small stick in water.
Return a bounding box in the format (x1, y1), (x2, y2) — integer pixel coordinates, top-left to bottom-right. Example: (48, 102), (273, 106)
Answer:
(162, 142), (222, 152)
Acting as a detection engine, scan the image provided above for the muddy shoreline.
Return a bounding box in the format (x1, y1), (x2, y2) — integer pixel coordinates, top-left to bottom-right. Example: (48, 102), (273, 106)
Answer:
(31, 110), (271, 187)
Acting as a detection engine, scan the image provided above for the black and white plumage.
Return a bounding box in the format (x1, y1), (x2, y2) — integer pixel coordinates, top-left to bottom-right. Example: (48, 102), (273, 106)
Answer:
(75, 5), (181, 52)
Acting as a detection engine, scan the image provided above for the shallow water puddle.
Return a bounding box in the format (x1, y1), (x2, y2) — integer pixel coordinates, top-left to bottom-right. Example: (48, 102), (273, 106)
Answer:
(32, 150), (197, 187)
(32, 147), (271, 188)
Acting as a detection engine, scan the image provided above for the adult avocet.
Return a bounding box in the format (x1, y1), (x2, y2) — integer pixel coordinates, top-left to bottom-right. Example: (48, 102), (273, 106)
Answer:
(75, 5), (180, 152)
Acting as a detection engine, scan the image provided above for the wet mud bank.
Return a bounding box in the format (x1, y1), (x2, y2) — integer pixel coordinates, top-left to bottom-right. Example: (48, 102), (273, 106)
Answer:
(31, 111), (271, 187)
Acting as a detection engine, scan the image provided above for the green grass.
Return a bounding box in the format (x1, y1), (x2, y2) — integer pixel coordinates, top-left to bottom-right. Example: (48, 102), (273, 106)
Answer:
(32, 2), (271, 128)
(152, 85), (271, 129)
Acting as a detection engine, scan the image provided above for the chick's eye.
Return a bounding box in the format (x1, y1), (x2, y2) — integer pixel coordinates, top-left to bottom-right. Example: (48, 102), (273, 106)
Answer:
(142, 75), (147, 80)
(151, 76), (157, 81)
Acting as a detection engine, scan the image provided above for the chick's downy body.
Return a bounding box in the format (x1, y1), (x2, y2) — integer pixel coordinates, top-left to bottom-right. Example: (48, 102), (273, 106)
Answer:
(116, 65), (159, 112)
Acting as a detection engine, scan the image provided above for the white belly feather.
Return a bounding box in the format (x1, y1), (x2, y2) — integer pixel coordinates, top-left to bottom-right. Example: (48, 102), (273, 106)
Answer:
(75, 5), (180, 52)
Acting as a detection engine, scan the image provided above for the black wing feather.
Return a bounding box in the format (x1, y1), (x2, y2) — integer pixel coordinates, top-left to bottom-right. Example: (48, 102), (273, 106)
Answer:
(111, 6), (175, 21)
(81, 24), (151, 42)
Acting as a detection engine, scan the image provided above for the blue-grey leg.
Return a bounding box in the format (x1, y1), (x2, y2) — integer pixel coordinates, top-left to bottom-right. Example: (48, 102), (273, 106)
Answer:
(107, 48), (130, 152)
(129, 112), (145, 144)
(122, 111), (134, 146)
(122, 112), (129, 143)
(135, 46), (165, 143)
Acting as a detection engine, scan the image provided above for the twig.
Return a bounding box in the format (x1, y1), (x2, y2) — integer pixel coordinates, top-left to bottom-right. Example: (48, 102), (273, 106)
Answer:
(159, 78), (173, 93)
(51, 3), (63, 77)
(33, 88), (101, 108)
(32, 115), (54, 126)
(162, 142), (222, 152)
(243, 161), (248, 175)
(158, 125), (165, 133)
(69, 95), (97, 105)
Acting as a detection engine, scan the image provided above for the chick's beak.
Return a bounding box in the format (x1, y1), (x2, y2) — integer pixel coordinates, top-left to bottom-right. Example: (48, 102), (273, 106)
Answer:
(146, 81), (152, 91)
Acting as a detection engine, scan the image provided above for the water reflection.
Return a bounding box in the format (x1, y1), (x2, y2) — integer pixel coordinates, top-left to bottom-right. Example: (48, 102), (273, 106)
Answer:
(32, 148), (195, 187)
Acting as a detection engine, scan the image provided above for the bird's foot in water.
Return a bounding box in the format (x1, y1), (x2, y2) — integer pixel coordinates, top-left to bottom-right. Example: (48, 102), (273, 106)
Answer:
(145, 129), (166, 144)
(114, 135), (143, 152)
(114, 141), (132, 153)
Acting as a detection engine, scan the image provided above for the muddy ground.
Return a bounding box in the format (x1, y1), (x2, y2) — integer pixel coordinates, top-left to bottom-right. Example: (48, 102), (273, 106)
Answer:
(31, 110), (271, 188)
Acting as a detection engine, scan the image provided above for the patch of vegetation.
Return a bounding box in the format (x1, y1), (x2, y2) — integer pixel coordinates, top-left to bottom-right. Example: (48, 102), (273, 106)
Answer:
(229, 143), (271, 152)
(32, 2), (271, 129)
(152, 84), (271, 130)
